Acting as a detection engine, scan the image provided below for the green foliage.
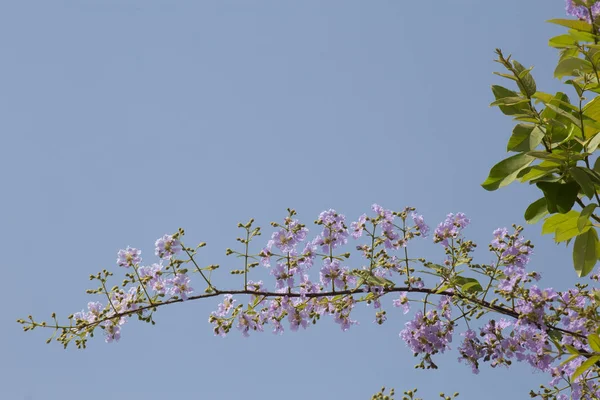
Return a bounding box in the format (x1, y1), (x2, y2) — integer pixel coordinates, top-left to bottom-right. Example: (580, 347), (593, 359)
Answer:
(484, 23), (600, 275)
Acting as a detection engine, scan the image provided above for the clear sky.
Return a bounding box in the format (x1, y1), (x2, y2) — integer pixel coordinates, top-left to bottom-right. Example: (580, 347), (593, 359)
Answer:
(1, 1), (586, 399)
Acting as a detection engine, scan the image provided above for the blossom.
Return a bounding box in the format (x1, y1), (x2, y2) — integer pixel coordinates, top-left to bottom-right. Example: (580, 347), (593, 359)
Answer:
(319, 258), (354, 290)
(400, 310), (453, 356)
(566, 0), (600, 22)
(433, 213), (470, 246)
(271, 263), (297, 290)
(116, 246), (141, 268)
(169, 273), (193, 301)
(314, 209), (349, 252)
(154, 234), (182, 260)
(138, 263), (168, 294)
(393, 293), (410, 314)
(214, 294), (236, 317)
(351, 214), (367, 239)
(411, 212), (430, 237)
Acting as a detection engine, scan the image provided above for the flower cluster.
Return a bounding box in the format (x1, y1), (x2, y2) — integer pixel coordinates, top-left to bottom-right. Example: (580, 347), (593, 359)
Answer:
(19, 206), (600, 400)
(566, 0), (600, 22)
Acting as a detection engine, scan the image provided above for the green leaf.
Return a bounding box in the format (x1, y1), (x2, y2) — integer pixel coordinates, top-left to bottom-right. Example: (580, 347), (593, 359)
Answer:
(571, 355), (600, 381)
(588, 333), (600, 352)
(549, 34), (578, 48)
(454, 276), (483, 294)
(507, 124), (545, 152)
(512, 60), (536, 97)
(491, 85), (530, 116)
(579, 204), (598, 232)
(461, 281), (483, 294)
(559, 354), (582, 367)
(566, 79), (585, 98)
(594, 157), (600, 173)
(518, 161), (561, 183)
(568, 29), (597, 42)
(573, 229), (599, 277)
(586, 132), (600, 153)
(583, 95), (600, 122)
(571, 167), (597, 199)
(554, 57), (594, 79)
(547, 18), (593, 33)
(536, 181), (580, 213)
(544, 104), (582, 129)
(482, 154), (535, 191)
(490, 97), (529, 106)
(565, 343), (582, 355)
(542, 211), (588, 241)
(525, 197), (549, 224)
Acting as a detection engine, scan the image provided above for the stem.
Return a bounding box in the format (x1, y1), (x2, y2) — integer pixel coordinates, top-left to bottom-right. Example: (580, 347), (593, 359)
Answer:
(182, 246), (217, 292)
(132, 265), (154, 306)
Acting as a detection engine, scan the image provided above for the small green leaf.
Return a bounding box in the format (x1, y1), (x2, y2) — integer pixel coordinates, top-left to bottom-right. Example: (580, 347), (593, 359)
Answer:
(549, 34), (579, 48)
(565, 344), (582, 355)
(461, 281), (483, 294)
(579, 204), (598, 232)
(554, 57), (594, 79)
(559, 354), (582, 367)
(572, 355), (600, 381)
(571, 167), (597, 199)
(512, 60), (536, 97)
(542, 211), (591, 243)
(482, 154), (535, 191)
(525, 197), (549, 224)
(586, 132), (600, 153)
(536, 181), (580, 214)
(507, 124), (545, 152)
(491, 85), (530, 116)
(573, 229), (599, 277)
(547, 18), (593, 33)
(588, 333), (600, 352)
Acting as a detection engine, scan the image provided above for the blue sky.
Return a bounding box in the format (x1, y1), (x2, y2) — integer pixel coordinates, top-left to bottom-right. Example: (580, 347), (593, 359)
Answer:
(1, 1), (586, 399)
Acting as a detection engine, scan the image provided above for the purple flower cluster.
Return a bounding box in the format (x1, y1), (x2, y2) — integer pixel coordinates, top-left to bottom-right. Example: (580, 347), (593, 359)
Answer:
(491, 227), (535, 292)
(155, 234), (182, 260)
(458, 319), (553, 373)
(411, 212), (430, 237)
(320, 258), (355, 290)
(400, 309), (453, 357)
(313, 209), (349, 252)
(61, 207), (600, 400)
(566, 0), (600, 22)
(116, 246), (141, 268)
(433, 213), (470, 246)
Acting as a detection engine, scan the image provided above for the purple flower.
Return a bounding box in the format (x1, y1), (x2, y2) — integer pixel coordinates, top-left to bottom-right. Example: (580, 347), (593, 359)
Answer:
(393, 293), (410, 314)
(288, 308), (309, 331)
(259, 240), (274, 267)
(351, 214), (367, 239)
(271, 220), (307, 253)
(271, 263), (296, 290)
(411, 212), (430, 237)
(237, 311), (262, 337)
(314, 209), (349, 252)
(116, 246), (141, 268)
(73, 301), (104, 324)
(320, 258), (353, 290)
(169, 273), (193, 301)
(400, 310), (453, 357)
(372, 204), (394, 223)
(154, 234), (182, 260)
(458, 329), (484, 374)
(138, 263), (168, 295)
(215, 294), (236, 317)
(433, 213), (470, 246)
(566, 0), (600, 22)
(102, 319), (122, 343)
